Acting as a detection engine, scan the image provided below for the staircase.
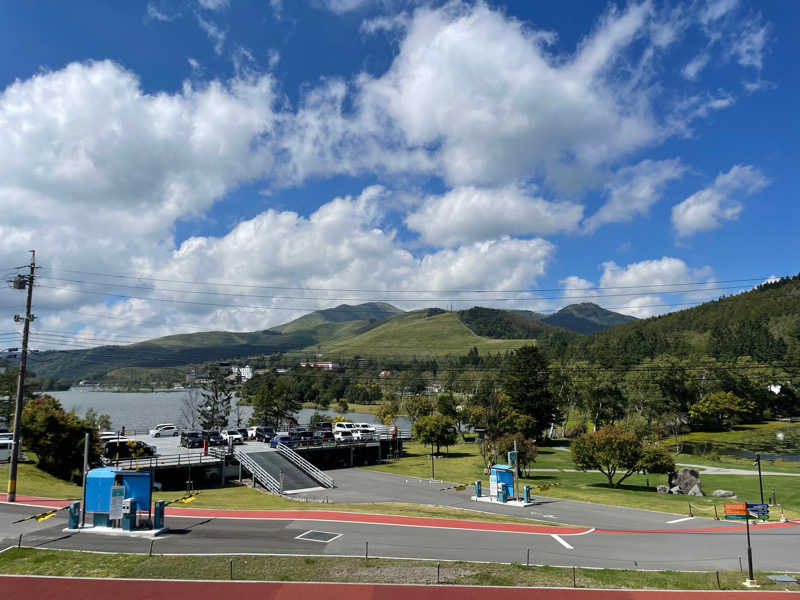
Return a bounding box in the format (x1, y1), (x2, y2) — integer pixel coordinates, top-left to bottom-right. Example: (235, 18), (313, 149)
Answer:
(276, 443), (335, 488)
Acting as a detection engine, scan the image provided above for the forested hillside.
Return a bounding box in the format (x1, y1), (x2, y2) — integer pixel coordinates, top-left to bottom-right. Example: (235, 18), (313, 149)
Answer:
(560, 275), (800, 365)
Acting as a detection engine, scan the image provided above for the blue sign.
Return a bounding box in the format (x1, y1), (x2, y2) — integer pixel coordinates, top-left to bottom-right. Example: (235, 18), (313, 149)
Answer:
(746, 503), (769, 514)
(725, 514), (747, 520)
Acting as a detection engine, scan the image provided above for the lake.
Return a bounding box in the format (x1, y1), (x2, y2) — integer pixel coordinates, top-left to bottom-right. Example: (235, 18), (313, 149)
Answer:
(48, 389), (411, 433)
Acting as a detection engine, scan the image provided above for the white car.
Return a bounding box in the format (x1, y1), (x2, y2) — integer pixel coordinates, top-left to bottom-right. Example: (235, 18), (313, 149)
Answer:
(221, 430), (244, 445)
(353, 423), (376, 441)
(247, 426), (258, 440)
(333, 422), (356, 435)
(150, 425), (178, 437)
(333, 430), (353, 442)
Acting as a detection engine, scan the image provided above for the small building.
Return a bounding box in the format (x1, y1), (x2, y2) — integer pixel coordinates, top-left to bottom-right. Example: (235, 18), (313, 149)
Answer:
(231, 365), (254, 382)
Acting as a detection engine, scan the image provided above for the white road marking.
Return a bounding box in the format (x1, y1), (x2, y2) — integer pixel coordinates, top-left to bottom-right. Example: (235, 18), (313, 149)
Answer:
(551, 534), (574, 550)
(665, 516), (695, 524)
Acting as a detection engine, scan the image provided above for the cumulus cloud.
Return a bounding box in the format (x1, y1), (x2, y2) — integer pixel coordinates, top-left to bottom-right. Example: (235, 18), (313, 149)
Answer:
(671, 165), (769, 237)
(559, 257), (716, 318)
(405, 185), (583, 247)
(582, 159), (685, 233)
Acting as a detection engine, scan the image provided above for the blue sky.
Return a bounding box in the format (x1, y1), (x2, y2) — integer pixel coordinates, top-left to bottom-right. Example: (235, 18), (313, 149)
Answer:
(0, 0), (797, 345)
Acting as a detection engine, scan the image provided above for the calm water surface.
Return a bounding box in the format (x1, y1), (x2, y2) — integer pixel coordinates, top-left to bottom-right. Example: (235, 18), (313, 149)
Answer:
(48, 389), (410, 432)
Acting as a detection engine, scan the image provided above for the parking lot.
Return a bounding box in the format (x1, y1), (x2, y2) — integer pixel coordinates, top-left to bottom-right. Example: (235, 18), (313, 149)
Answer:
(127, 432), (273, 457)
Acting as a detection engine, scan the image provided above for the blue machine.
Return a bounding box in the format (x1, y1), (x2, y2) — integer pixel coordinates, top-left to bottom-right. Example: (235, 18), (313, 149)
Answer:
(474, 480), (482, 497)
(67, 501), (80, 529)
(154, 500), (167, 530)
(121, 498), (137, 531)
(523, 485), (532, 504)
(489, 464), (515, 500)
(497, 482), (507, 503)
(85, 467), (152, 513)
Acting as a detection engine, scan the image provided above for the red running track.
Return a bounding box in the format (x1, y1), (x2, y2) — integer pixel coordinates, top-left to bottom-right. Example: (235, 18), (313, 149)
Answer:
(3, 576), (800, 600)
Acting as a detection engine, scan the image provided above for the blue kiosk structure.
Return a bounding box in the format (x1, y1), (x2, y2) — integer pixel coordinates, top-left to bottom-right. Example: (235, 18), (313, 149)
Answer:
(84, 467), (152, 529)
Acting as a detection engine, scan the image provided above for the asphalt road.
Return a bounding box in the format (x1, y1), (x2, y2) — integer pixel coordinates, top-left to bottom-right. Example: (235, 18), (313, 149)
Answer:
(2, 502), (798, 572)
(295, 468), (734, 531)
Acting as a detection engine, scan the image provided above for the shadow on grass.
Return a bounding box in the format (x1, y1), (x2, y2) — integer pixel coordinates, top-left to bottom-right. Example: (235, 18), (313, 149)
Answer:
(585, 482), (655, 492)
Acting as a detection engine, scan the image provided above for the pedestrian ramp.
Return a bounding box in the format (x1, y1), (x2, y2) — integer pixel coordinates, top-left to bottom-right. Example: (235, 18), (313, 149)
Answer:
(240, 451), (324, 494)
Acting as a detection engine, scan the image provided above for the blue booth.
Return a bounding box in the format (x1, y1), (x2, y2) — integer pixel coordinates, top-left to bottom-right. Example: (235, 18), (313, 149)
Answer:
(85, 467), (152, 514)
(489, 464), (515, 501)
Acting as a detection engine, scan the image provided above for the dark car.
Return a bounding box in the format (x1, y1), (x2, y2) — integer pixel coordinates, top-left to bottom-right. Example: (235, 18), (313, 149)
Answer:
(291, 429), (314, 443)
(180, 431), (203, 448)
(237, 428), (249, 442)
(313, 421), (332, 432)
(103, 439), (155, 460)
(313, 430), (333, 441)
(202, 430), (224, 446)
(269, 433), (293, 448)
(254, 426), (275, 442)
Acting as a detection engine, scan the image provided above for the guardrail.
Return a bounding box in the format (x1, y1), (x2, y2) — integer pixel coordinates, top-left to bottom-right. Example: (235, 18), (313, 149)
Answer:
(233, 448), (282, 495)
(103, 452), (222, 470)
(276, 443), (335, 488)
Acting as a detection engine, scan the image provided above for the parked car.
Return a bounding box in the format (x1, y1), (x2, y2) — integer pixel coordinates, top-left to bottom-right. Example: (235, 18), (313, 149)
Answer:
(221, 430), (244, 445)
(103, 439), (155, 460)
(180, 431), (203, 448)
(333, 422), (356, 435)
(333, 430), (353, 442)
(312, 421), (332, 432)
(291, 429), (314, 443)
(269, 433), (293, 448)
(150, 424), (178, 437)
(0, 439), (12, 462)
(353, 423), (376, 441)
(237, 428), (249, 441)
(253, 426), (275, 442)
(202, 430), (225, 446)
(313, 430), (334, 441)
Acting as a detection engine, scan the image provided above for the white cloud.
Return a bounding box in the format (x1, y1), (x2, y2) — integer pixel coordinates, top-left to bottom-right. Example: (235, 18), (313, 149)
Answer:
(682, 53), (710, 80)
(319, 0), (371, 14)
(671, 164), (769, 237)
(730, 22), (769, 70)
(197, 0), (228, 10)
(146, 3), (177, 22)
(196, 14), (226, 55)
(700, 0), (738, 25)
(359, 2), (660, 189)
(405, 185), (583, 247)
(583, 159), (685, 232)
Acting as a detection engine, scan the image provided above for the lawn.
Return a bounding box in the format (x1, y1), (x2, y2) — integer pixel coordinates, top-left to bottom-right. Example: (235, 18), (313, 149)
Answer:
(0, 548), (793, 590)
(0, 463), (82, 499)
(370, 441), (800, 519)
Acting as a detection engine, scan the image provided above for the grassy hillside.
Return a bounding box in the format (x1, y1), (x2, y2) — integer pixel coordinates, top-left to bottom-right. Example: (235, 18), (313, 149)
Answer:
(29, 303), (404, 381)
(314, 310), (534, 357)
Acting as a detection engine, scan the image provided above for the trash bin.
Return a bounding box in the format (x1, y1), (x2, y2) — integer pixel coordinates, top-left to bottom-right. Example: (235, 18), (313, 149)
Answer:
(154, 500), (166, 529)
(121, 498), (137, 531)
(67, 500), (80, 529)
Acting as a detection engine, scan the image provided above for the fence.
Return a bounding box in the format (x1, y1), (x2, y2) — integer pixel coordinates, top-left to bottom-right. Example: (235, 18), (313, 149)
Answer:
(276, 443), (335, 488)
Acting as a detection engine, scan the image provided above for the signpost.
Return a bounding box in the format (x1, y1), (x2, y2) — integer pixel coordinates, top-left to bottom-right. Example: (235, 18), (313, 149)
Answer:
(109, 486), (125, 522)
(724, 503), (766, 587)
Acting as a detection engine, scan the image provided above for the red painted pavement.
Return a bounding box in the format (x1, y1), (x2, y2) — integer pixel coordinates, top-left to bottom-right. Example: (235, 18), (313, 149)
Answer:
(0, 494), (74, 508)
(3, 576), (799, 600)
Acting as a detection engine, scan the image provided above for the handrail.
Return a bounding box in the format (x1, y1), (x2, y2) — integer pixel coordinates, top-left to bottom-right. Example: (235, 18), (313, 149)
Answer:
(234, 449), (282, 495)
(276, 443), (334, 488)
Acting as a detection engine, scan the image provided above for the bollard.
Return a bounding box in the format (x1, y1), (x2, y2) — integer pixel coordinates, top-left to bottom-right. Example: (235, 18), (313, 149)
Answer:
(18, 534), (22, 548)
(365, 541), (369, 560)
(738, 555), (743, 573)
(688, 503), (693, 517)
(526, 548), (530, 567)
(715, 570), (721, 589)
(714, 504), (719, 520)
(149, 540), (154, 557)
(437, 562), (440, 584)
(229, 559), (233, 580)
(572, 566), (577, 587)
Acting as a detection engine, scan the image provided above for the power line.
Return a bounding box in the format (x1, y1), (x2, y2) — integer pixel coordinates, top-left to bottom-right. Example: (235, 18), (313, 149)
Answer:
(38, 266), (778, 293)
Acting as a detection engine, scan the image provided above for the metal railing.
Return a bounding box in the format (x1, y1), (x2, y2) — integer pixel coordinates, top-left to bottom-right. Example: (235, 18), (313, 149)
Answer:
(103, 452), (222, 470)
(233, 448), (282, 495)
(276, 443), (335, 488)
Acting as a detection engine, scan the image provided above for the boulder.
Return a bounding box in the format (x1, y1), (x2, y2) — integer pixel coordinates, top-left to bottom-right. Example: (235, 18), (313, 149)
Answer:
(712, 489), (735, 498)
(656, 484), (669, 494)
(687, 483), (705, 496)
(668, 468), (702, 494)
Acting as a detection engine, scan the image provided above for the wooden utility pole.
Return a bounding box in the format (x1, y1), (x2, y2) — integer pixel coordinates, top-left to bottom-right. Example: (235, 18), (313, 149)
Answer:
(7, 250), (36, 502)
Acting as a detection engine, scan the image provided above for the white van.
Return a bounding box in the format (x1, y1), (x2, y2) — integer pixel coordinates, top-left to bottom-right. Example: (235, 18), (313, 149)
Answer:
(0, 440), (12, 462)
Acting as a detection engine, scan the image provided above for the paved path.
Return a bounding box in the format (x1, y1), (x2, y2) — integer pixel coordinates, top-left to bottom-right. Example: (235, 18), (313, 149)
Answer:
(6, 575), (800, 600)
(676, 463), (800, 476)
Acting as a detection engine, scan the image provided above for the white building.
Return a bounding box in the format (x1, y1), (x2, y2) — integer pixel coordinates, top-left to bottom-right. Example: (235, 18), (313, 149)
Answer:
(231, 365), (254, 382)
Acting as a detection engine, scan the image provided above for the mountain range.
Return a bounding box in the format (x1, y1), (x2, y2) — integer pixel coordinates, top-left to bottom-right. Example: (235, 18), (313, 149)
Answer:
(27, 302), (633, 381)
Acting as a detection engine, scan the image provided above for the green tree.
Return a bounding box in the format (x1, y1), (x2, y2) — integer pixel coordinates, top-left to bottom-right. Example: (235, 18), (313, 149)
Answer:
(465, 379), (515, 443)
(689, 391), (757, 431)
(638, 445), (676, 477)
(19, 395), (99, 481)
(84, 407), (112, 432)
(375, 394), (400, 426)
(405, 395), (433, 425)
(198, 368), (233, 431)
(571, 425), (643, 488)
(494, 433), (537, 477)
(413, 414), (458, 455)
(248, 374), (302, 428)
(500, 346), (559, 441)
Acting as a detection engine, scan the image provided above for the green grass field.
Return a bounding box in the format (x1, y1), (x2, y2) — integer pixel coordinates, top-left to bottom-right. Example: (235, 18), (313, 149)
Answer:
(0, 548), (792, 590)
(315, 311), (533, 358)
(370, 441), (800, 519)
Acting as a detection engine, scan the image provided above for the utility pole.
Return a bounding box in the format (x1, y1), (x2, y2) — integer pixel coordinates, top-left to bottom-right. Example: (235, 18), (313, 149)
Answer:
(754, 454), (764, 505)
(7, 250), (36, 502)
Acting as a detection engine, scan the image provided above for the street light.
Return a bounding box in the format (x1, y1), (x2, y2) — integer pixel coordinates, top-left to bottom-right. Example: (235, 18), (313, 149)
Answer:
(753, 454), (764, 505)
